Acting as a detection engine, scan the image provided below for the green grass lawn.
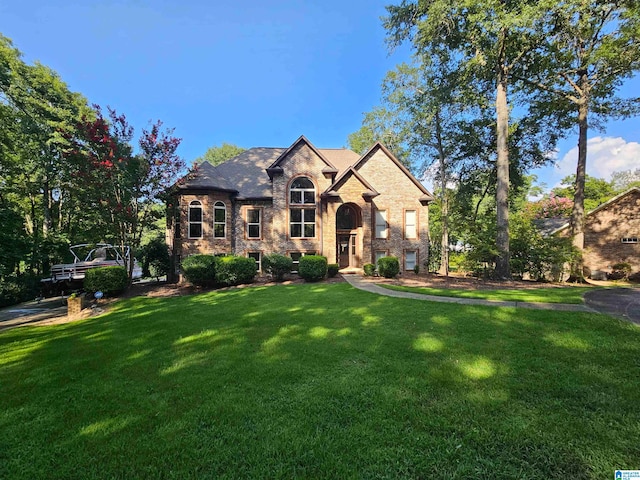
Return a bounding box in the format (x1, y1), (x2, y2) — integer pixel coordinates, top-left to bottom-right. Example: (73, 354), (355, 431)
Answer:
(381, 284), (594, 304)
(1, 283), (638, 479)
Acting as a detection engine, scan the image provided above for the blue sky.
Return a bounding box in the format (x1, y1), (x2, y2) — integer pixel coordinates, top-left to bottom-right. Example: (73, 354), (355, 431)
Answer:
(2, 0), (638, 192)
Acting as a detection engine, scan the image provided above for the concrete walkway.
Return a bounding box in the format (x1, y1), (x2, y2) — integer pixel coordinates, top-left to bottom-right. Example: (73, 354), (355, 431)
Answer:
(343, 275), (594, 312)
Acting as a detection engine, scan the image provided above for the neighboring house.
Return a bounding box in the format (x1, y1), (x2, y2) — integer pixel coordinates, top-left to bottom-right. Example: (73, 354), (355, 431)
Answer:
(167, 135), (434, 277)
(552, 187), (640, 276)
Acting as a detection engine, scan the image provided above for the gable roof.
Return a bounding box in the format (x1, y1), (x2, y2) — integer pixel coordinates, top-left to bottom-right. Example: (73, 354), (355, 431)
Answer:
(551, 186), (640, 235)
(347, 142), (435, 202)
(323, 167), (380, 199)
(267, 135), (338, 175)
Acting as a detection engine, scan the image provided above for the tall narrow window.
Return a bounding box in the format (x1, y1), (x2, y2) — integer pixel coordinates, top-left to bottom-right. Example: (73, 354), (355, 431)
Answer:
(188, 201), (203, 238)
(214, 201), (226, 238)
(289, 177), (316, 238)
(247, 208), (261, 239)
(405, 210), (417, 239)
(375, 209), (388, 239)
(405, 251), (417, 270)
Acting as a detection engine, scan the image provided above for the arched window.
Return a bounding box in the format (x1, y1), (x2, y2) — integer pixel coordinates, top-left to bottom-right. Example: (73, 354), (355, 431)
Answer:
(188, 201), (203, 238)
(289, 177), (315, 204)
(214, 201), (226, 238)
(337, 204), (357, 230)
(289, 177), (316, 238)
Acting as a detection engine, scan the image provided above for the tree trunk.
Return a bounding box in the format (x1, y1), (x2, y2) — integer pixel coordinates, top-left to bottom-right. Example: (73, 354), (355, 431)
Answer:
(495, 63), (510, 279)
(568, 91), (589, 281)
(434, 110), (449, 276)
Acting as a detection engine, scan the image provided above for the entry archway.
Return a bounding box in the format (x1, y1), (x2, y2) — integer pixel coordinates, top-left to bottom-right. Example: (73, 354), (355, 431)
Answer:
(336, 203), (362, 269)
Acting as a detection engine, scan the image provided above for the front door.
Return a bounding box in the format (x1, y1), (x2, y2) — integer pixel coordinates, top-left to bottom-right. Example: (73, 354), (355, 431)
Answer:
(338, 234), (350, 268)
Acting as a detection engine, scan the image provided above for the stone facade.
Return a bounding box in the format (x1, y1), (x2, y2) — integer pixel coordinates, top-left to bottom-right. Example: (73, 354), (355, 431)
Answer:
(167, 136), (434, 277)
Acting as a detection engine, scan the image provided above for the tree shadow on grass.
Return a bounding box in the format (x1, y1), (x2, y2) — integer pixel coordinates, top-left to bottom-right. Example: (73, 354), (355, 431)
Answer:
(0, 283), (639, 478)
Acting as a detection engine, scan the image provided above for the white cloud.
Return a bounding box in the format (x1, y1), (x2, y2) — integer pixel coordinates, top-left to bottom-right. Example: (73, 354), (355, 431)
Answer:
(557, 136), (640, 181)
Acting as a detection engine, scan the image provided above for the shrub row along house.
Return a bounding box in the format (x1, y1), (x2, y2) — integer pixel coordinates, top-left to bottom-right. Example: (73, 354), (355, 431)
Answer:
(166, 135), (433, 278)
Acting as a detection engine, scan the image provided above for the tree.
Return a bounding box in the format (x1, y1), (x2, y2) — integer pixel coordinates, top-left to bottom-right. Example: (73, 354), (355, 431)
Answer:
(517, 0), (640, 272)
(552, 174), (616, 212)
(194, 143), (245, 166)
(66, 106), (185, 277)
(611, 168), (640, 192)
(383, 0), (555, 279)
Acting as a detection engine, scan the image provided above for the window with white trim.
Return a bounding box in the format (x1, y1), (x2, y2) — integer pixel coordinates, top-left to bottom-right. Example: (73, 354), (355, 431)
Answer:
(405, 250), (417, 270)
(248, 252), (261, 272)
(290, 177), (315, 204)
(375, 209), (388, 239)
(290, 208), (315, 238)
(290, 251), (316, 273)
(247, 208), (261, 239)
(214, 201), (226, 238)
(188, 201), (203, 238)
(621, 237), (638, 243)
(405, 210), (417, 239)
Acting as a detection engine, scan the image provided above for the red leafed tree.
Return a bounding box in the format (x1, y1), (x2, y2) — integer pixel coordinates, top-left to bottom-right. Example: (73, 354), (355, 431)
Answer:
(67, 105), (184, 276)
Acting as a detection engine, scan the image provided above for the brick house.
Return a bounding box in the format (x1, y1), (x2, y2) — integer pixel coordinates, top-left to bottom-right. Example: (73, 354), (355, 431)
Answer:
(552, 187), (640, 276)
(167, 135), (434, 276)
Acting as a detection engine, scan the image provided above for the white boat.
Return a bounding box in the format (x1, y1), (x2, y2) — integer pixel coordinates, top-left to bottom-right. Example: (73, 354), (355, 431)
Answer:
(41, 243), (143, 285)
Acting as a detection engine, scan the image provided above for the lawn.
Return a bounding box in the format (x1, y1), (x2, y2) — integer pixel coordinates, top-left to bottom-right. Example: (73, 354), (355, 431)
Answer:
(1, 283), (638, 479)
(380, 284), (593, 304)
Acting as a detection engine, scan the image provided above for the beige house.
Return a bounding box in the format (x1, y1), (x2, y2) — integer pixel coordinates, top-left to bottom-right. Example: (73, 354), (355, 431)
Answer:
(167, 135), (433, 276)
(553, 187), (640, 276)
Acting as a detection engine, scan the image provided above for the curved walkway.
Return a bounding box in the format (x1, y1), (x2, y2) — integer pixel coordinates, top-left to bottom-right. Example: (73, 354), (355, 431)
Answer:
(343, 275), (594, 312)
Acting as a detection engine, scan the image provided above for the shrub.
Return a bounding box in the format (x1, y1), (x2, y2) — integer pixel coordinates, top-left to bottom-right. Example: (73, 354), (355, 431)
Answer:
(327, 263), (340, 278)
(0, 274), (40, 308)
(363, 263), (375, 276)
(608, 262), (632, 281)
(413, 265), (420, 275)
(298, 255), (327, 282)
(181, 254), (217, 287)
(139, 237), (170, 280)
(84, 266), (129, 296)
(262, 254), (293, 282)
(216, 256), (257, 286)
(378, 257), (400, 278)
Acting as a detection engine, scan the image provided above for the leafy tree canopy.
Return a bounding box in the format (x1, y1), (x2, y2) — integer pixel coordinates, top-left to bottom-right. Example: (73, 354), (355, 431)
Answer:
(194, 143), (245, 166)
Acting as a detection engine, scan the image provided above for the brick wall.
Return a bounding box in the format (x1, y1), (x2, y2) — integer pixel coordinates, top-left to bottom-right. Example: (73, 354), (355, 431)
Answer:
(583, 189), (640, 274)
(357, 149), (429, 270)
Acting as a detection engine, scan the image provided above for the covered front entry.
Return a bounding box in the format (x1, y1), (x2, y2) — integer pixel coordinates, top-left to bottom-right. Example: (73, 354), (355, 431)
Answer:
(336, 203), (362, 269)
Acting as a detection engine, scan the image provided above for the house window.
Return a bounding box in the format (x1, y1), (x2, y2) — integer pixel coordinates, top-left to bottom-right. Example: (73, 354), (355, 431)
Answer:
(214, 201), (226, 238)
(405, 210), (417, 239)
(290, 208), (315, 238)
(290, 177), (315, 204)
(247, 208), (262, 239)
(405, 250), (417, 270)
(375, 209), (388, 239)
(337, 204), (357, 230)
(188, 201), (203, 238)
(621, 237), (638, 243)
(375, 251), (387, 266)
(248, 252), (261, 273)
(290, 251), (316, 273)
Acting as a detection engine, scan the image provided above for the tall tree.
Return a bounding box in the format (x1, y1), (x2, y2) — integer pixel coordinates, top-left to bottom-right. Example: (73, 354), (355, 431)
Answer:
(384, 0), (553, 279)
(194, 143), (245, 166)
(517, 0), (640, 265)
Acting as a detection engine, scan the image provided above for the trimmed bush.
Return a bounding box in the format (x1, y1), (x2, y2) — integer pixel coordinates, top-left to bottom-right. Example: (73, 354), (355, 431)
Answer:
(84, 266), (129, 295)
(609, 262), (632, 281)
(298, 255), (327, 282)
(363, 263), (375, 276)
(378, 256), (400, 278)
(216, 256), (257, 286)
(139, 237), (170, 280)
(413, 265), (420, 275)
(262, 254), (293, 282)
(181, 254), (217, 287)
(327, 263), (340, 278)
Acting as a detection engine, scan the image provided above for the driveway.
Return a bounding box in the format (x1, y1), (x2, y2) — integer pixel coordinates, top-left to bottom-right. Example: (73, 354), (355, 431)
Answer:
(584, 288), (640, 325)
(0, 297), (67, 331)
